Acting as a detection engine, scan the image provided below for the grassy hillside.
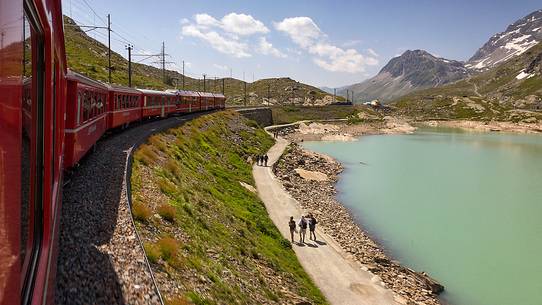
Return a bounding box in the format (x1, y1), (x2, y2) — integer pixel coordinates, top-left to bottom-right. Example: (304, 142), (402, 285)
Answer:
(64, 16), (338, 105)
(271, 105), (361, 125)
(392, 42), (542, 121)
(131, 111), (327, 305)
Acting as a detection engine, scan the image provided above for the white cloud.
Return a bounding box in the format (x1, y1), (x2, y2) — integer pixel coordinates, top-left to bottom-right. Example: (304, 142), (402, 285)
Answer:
(181, 12), (271, 58)
(274, 17), (322, 48)
(181, 24), (251, 58)
(309, 43), (377, 73)
(275, 16), (378, 73)
(194, 13), (220, 28)
(221, 13), (269, 36)
(257, 37), (287, 58)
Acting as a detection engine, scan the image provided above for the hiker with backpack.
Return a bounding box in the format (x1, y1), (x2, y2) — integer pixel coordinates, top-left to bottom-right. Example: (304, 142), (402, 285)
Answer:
(288, 216), (296, 243)
(298, 215), (308, 243)
(308, 213), (318, 241)
(264, 154), (269, 167)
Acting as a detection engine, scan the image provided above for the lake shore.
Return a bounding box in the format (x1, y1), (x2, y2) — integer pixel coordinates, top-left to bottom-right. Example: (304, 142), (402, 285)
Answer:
(272, 121), (444, 305)
(418, 120), (542, 133)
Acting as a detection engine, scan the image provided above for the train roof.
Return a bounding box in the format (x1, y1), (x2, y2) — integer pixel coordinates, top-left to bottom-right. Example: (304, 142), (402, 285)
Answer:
(136, 88), (176, 96)
(66, 69), (109, 91)
(197, 92), (215, 97)
(212, 93), (225, 98)
(107, 84), (141, 95)
(177, 90), (200, 97)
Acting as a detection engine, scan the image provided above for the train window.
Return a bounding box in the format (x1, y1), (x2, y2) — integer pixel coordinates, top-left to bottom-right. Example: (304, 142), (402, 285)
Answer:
(83, 92), (89, 121)
(97, 95), (103, 115)
(21, 5), (45, 301)
(77, 93), (82, 125)
(91, 94), (96, 118)
(116, 95), (120, 110)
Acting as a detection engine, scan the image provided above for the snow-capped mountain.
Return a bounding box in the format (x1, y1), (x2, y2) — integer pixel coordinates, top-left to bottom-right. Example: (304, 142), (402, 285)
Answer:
(466, 9), (542, 70)
(341, 50), (469, 103)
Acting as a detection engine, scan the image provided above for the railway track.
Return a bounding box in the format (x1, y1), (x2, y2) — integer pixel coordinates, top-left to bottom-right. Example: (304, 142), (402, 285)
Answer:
(54, 113), (206, 305)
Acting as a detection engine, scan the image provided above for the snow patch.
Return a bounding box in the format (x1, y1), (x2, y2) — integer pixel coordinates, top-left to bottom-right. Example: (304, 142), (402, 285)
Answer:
(472, 57), (491, 69)
(532, 27), (541, 32)
(503, 35), (537, 55)
(516, 71), (534, 80)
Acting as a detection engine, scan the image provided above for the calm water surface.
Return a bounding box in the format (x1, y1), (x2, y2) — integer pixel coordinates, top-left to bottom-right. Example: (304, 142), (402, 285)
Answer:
(303, 128), (542, 305)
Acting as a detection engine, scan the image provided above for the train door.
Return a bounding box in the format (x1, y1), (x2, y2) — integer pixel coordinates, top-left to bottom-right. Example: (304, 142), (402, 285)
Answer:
(161, 96), (165, 117)
(21, 4), (45, 304)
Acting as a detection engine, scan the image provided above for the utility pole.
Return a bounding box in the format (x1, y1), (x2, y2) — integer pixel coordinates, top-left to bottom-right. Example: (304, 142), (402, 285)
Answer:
(267, 84), (271, 106)
(346, 89), (349, 103)
(126, 44), (133, 87)
(222, 78), (225, 94)
(214, 76), (217, 93)
(203, 74), (206, 92)
(182, 60), (185, 90)
(107, 14), (111, 83)
(333, 88), (336, 103)
(244, 81), (247, 107)
(161, 42), (166, 83)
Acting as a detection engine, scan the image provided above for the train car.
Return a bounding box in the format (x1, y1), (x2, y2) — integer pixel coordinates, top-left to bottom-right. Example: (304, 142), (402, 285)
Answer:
(213, 93), (226, 109)
(178, 90), (200, 113)
(139, 89), (176, 119)
(198, 92), (215, 111)
(0, 0), (68, 304)
(107, 85), (142, 129)
(64, 71), (108, 168)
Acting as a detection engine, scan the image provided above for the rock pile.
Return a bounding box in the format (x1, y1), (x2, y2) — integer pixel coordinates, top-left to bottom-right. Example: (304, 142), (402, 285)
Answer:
(274, 143), (444, 305)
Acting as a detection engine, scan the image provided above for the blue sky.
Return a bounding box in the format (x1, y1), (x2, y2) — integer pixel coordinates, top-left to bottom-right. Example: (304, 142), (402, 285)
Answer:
(62, 0), (542, 87)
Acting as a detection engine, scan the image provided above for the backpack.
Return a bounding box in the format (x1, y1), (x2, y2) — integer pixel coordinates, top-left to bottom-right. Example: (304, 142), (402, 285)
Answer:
(289, 220), (296, 230)
(300, 219), (307, 229)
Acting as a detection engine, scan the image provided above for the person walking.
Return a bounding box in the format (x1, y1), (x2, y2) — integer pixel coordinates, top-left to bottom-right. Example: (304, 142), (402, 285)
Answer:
(309, 213), (318, 241)
(298, 216), (307, 243)
(257, 155), (261, 166)
(288, 216), (296, 243)
(264, 154), (269, 167)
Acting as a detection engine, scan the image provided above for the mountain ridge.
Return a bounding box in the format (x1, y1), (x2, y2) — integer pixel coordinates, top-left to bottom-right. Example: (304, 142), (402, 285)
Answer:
(339, 50), (469, 103)
(466, 9), (542, 70)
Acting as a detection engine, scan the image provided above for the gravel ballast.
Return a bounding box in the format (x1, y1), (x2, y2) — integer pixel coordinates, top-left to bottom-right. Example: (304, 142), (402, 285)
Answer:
(55, 114), (202, 305)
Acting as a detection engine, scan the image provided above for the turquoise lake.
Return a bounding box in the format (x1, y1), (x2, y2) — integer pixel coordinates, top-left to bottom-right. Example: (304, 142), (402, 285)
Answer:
(303, 128), (542, 305)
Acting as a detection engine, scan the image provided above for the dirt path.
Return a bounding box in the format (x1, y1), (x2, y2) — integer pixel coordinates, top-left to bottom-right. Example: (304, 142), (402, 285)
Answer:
(253, 135), (402, 305)
(467, 78), (482, 97)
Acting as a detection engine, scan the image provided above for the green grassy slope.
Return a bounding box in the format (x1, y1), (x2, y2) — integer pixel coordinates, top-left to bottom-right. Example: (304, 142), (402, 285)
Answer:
(391, 43), (542, 120)
(64, 16), (337, 105)
(131, 111), (327, 305)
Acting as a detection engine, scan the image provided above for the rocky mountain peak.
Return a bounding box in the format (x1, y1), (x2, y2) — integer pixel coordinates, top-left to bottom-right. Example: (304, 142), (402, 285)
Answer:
(467, 9), (542, 70)
(379, 49), (468, 86)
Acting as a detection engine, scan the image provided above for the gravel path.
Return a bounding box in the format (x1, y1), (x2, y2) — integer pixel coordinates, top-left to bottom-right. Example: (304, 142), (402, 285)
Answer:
(55, 113), (203, 305)
(253, 134), (402, 305)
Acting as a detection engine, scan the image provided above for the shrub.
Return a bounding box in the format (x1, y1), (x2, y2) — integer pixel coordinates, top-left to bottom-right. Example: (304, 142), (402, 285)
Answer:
(135, 144), (158, 165)
(158, 203), (177, 223)
(158, 178), (176, 195)
(158, 236), (179, 261)
(144, 242), (160, 263)
(165, 295), (192, 305)
(132, 202), (151, 222)
(165, 159), (182, 177)
(148, 135), (167, 152)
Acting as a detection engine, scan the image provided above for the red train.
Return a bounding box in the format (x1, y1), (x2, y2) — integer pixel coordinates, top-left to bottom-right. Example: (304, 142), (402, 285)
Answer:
(0, 1), (225, 304)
